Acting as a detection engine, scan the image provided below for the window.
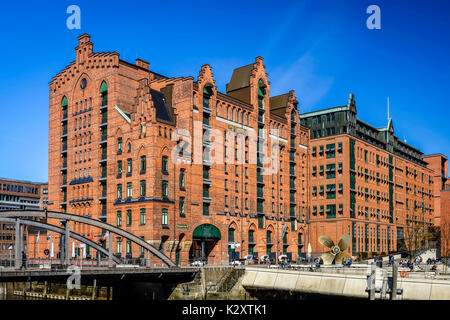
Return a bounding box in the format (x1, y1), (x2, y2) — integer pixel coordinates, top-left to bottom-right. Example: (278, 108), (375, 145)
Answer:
(100, 81), (108, 106)
(266, 231), (272, 244)
(162, 156), (168, 174)
(116, 238), (122, 254)
(127, 159), (132, 176)
(140, 156), (146, 173)
(139, 208), (146, 225)
(117, 161), (122, 177)
(326, 184), (336, 199)
(162, 181), (168, 198)
(140, 180), (146, 197)
(179, 169), (185, 190)
(326, 204), (336, 218)
(228, 228), (235, 243)
(258, 215), (264, 228)
(117, 184), (122, 200)
(248, 230), (254, 243)
(117, 211), (122, 227)
(127, 143), (131, 153)
(203, 203), (210, 216)
(126, 209), (132, 226)
(162, 209), (168, 226)
(126, 182), (132, 198)
(326, 144), (335, 158)
(117, 138), (122, 154)
(179, 197), (185, 216)
(326, 164), (336, 179)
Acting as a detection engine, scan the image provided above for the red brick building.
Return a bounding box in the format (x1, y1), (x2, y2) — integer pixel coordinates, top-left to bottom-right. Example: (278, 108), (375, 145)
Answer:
(423, 154), (448, 226)
(441, 187), (450, 258)
(44, 34), (309, 265)
(300, 95), (435, 258)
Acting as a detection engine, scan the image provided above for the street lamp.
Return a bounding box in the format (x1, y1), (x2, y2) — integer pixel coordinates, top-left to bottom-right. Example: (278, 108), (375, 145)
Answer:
(7, 245), (12, 268)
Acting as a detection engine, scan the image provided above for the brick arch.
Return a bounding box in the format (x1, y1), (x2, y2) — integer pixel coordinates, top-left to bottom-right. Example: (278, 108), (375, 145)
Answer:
(228, 221), (238, 230)
(137, 143), (146, 155)
(266, 224), (275, 232)
(159, 145), (170, 157)
(71, 72), (93, 93)
(248, 223), (257, 231)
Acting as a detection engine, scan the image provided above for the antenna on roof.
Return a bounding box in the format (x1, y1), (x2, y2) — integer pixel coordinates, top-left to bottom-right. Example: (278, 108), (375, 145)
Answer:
(387, 96), (390, 120)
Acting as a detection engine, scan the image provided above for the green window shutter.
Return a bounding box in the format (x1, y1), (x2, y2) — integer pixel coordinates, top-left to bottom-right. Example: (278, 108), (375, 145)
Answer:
(62, 96), (68, 107)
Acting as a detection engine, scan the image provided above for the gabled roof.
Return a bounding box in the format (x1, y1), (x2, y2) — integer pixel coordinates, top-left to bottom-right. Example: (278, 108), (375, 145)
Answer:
(226, 64), (253, 92)
(151, 89), (173, 123)
(269, 93), (290, 117)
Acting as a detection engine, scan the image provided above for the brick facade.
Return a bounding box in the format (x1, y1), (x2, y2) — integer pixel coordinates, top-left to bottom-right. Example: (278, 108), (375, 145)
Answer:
(45, 34), (309, 265)
(301, 96), (435, 258)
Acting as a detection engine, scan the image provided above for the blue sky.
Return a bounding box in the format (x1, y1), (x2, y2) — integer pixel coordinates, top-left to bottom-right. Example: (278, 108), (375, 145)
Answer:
(0, 0), (448, 182)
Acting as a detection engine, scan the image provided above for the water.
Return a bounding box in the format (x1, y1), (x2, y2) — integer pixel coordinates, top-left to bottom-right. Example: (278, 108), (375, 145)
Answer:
(0, 293), (44, 300)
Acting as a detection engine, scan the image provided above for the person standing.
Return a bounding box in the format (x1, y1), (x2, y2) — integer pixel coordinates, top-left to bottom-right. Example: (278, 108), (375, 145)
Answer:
(21, 251), (27, 270)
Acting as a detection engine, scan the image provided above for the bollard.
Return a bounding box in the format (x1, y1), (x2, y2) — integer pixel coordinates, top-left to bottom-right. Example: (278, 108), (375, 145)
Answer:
(369, 263), (376, 300)
(391, 263), (398, 300)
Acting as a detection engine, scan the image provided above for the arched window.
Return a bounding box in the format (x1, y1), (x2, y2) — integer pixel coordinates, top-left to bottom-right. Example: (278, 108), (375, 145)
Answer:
(203, 86), (213, 110)
(258, 79), (266, 109)
(100, 81), (108, 106)
(216, 102), (220, 115)
(227, 106), (230, 119)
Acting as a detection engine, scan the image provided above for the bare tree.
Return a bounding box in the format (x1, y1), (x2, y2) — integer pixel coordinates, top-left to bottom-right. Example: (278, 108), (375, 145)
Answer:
(441, 218), (450, 273)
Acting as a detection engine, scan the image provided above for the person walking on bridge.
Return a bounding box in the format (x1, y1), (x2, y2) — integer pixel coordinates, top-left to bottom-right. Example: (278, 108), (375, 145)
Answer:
(21, 251), (27, 270)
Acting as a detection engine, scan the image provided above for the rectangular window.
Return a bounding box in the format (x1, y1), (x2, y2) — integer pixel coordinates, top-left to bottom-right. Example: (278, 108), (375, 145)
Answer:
(326, 144), (335, 158)
(180, 169), (185, 190)
(116, 238), (122, 254)
(126, 182), (132, 198)
(118, 138), (122, 154)
(126, 209), (132, 226)
(140, 180), (146, 197)
(140, 156), (146, 173)
(326, 184), (336, 199)
(117, 211), (122, 227)
(117, 161), (122, 177)
(162, 181), (168, 198)
(162, 156), (168, 174)
(326, 204), (336, 218)
(326, 164), (336, 179)
(140, 208), (146, 225)
(127, 158), (132, 175)
(203, 203), (210, 216)
(179, 197), (185, 216)
(312, 147), (316, 157)
(117, 184), (122, 200)
(162, 209), (168, 226)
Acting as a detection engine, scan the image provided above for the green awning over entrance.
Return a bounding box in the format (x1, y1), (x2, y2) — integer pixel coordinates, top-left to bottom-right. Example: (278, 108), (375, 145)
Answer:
(193, 224), (221, 240)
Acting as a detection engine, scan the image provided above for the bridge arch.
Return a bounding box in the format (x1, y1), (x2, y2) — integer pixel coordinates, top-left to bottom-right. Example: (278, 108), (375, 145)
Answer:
(0, 217), (121, 264)
(0, 210), (175, 267)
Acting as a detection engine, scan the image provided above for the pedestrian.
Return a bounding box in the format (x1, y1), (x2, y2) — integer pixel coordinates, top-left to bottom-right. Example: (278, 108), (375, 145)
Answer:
(21, 251), (27, 269)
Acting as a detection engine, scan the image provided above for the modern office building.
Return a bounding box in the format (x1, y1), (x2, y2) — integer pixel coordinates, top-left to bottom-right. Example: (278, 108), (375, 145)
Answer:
(45, 34), (310, 265)
(300, 94), (435, 258)
(0, 178), (47, 256)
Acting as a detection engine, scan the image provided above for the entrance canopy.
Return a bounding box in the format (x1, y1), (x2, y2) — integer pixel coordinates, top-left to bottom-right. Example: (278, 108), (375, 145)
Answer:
(193, 224), (221, 240)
